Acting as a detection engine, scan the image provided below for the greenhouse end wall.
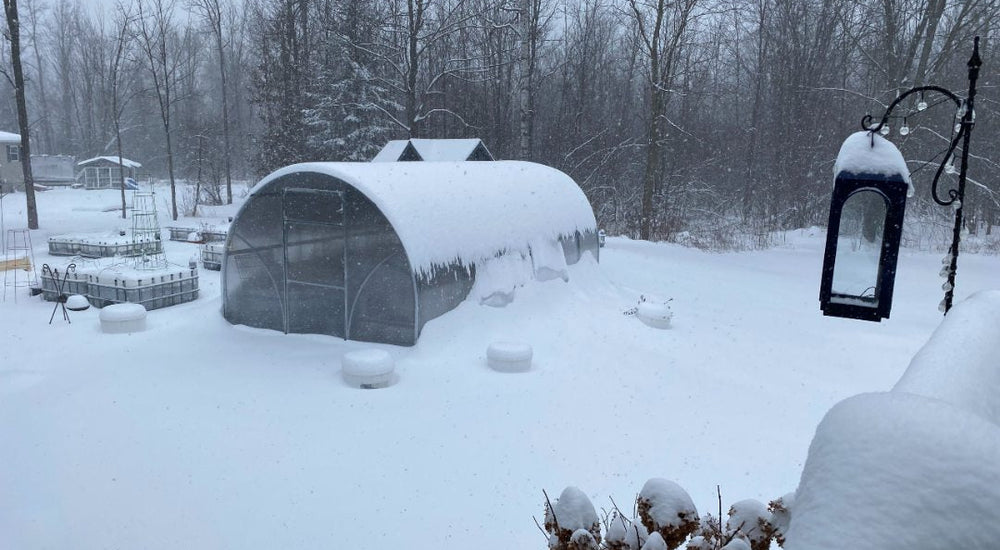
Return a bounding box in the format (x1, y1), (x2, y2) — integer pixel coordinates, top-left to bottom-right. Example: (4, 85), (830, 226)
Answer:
(224, 172), (427, 346)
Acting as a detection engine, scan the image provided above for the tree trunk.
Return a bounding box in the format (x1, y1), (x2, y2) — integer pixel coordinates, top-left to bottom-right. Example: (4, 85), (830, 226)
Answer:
(405, 0), (422, 137)
(26, 0), (53, 153)
(517, 0), (535, 160)
(4, 0), (39, 229)
(215, 25), (233, 204)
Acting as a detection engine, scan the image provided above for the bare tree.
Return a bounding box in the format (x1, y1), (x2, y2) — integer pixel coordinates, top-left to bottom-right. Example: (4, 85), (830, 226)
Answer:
(628, 0), (700, 240)
(110, 1), (136, 218)
(189, 0), (233, 204)
(3, 0), (39, 228)
(136, 0), (182, 220)
(22, 0), (53, 153)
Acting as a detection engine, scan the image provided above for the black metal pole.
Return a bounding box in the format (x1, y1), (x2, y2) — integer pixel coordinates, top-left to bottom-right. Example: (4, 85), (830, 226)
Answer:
(943, 36), (982, 313)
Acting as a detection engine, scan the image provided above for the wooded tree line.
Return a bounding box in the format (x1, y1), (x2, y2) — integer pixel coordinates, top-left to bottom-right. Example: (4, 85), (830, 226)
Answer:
(3, 0), (1000, 245)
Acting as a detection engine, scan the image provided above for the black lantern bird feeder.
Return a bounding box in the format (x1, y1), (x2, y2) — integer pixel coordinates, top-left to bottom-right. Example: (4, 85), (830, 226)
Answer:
(821, 36), (982, 321)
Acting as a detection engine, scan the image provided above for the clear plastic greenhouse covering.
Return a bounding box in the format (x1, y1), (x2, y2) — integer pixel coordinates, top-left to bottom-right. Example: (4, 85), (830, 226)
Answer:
(223, 161), (598, 346)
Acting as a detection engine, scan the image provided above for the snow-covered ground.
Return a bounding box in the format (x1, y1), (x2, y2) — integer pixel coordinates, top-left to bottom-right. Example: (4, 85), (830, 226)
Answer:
(1, 186), (997, 549)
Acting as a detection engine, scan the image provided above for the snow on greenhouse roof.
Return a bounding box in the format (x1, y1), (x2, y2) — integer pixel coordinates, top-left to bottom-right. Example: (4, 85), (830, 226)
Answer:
(372, 138), (491, 162)
(833, 131), (912, 192)
(371, 140), (409, 162)
(78, 156), (142, 169)
(253, 161), (596, 276)
(0, 131), (21, 142)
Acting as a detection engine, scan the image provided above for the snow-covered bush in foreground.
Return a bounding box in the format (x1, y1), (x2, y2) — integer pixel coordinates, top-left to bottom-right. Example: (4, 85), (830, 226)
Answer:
(784, 290), (1000, 549)
(545, 487), (602, 549)
(636, 478), (699, 549)
(542, 482), (785, 550)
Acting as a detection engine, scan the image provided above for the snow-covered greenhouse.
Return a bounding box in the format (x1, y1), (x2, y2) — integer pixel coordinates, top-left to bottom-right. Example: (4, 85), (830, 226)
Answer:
(222, 161), (599, 346)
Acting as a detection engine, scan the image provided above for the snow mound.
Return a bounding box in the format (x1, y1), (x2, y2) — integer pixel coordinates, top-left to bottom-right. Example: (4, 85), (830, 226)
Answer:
(786, 292), (1000, 549)
(893, 289), (1000, 425)
(785, 391), (1000, 549)
(833, 131), (912, 192)
(636, 301), (672, 329)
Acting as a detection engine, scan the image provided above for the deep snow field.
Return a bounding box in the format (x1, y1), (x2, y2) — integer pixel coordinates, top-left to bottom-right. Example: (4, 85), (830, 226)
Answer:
(1, 186), (998, 549)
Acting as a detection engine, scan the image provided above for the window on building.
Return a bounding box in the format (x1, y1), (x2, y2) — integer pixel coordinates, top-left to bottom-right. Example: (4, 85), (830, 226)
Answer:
(6, 145), (20, 162)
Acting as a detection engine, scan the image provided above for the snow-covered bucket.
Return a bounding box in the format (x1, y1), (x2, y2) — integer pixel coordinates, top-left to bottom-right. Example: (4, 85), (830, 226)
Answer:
(636, 301), (672, 329)
(342, 349), (395, 389)
(66, 294), (90, 311)
(487, 341), (533, 373)
(99, 303), (147, 334)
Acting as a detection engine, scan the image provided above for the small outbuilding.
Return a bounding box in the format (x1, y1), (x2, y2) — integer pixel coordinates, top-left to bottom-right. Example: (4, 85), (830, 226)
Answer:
(77, 156), (142, 190)
(31, 155), (77, 186)
(372, 138), (494, 162)
(223, 161), (598, 346)
(0, 130), (23, 190)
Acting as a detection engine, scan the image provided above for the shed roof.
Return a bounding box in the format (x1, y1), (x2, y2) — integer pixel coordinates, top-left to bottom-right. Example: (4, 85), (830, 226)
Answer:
(372, 140), (410, 162)
(0, 131), (21, 143)
(253, 161), (596, 276)
(78, 156), (142, 169)
(372, 138), (492, 162)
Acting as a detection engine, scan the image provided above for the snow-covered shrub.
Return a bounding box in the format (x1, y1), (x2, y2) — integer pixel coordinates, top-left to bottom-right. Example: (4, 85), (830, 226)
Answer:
(569, 529), (599, 550)
(636, 479), (698, 549)
(725, 499), (771, 550)
(639, 532), (668, 550)
(686, 513), (723, 550)
(539, 483), (780, 550)
(719, 538), (751, 550)
(545, 487), (601, 550)
(766, 493), (793, 547)
(604, 510), (649, 550)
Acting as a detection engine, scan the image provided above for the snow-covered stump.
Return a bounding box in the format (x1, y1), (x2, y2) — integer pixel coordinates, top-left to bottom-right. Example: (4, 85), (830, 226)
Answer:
(341, 349), (395, 389)
(486, 341), (532, 373)
(636, 301), (673, 329)
(99, 303), (147, 334)
(785, 291), (1000, 549)
(66, 294), (90, 312)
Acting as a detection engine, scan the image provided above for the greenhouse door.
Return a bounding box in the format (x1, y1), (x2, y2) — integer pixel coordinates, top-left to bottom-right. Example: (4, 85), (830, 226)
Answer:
(282, 188), (348, 338)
